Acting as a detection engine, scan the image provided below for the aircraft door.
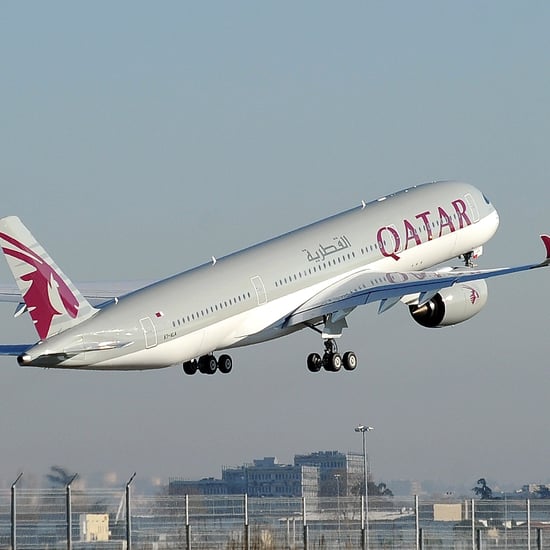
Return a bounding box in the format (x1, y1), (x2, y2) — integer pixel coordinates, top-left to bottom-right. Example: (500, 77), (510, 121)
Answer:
(140, 317), (158, 348)
(464, 193), (480, 222)
(251, 276), (267, 305)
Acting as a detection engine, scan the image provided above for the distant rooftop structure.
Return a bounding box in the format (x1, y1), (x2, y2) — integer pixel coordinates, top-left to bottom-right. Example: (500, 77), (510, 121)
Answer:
(223, 457), (318, 498)
(252, 456), (280, 468)
(170, 456), (319, 498)
(168, 477), (228, 496)
(294, 450), (363, 496)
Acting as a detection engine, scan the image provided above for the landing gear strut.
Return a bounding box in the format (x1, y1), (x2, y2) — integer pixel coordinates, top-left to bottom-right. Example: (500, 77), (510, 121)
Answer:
(462, 251), (475, 268)
(182, 353), (233, 375)
(307, 338), (357, 373)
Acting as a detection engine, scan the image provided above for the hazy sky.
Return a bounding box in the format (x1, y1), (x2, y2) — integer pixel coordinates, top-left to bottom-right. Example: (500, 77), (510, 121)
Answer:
(1, 2), (550, 492)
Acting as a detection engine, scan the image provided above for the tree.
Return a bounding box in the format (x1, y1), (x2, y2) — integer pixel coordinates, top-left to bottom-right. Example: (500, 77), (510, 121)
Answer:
(472, 478), (493, 500)
(535, 485), (550, 499)
(374, 482), (394, 497)
(46, 465), (77, 488)
(350, 480), (394, 497)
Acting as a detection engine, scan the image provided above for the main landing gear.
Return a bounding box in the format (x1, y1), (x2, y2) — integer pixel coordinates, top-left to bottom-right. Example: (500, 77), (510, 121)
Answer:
(461, 249), (481, 268)
(182, 353), (233, 375)
(307, 339), (357, 373)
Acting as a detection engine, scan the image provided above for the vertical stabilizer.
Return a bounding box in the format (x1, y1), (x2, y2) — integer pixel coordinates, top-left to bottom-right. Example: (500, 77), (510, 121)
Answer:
(0, 216), (97, 339)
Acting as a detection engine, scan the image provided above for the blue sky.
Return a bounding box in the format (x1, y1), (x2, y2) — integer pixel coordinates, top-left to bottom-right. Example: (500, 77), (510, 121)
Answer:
(1, 1), (550, 491)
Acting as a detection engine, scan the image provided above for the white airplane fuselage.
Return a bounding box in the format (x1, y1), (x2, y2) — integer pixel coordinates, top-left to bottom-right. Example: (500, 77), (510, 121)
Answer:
(18, 181), (499, 370)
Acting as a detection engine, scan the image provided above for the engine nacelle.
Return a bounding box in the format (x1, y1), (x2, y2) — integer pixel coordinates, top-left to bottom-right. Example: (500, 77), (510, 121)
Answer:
(409, 280), (488, 328)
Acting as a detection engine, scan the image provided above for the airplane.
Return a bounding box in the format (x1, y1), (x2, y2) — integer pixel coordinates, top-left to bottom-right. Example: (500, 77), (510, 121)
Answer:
(0, 180), (548, 374)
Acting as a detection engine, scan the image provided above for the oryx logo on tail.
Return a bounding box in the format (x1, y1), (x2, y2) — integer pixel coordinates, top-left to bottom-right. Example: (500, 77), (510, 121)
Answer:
(0, 232), (79, 339)
(0, 216), (96, 340)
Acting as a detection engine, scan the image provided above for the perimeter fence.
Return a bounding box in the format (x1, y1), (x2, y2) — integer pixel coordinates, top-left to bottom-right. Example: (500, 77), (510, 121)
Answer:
(0, 487), (549, 549)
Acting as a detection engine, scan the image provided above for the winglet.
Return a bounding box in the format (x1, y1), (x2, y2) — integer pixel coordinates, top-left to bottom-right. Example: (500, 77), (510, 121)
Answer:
(540, 234), (550, 266)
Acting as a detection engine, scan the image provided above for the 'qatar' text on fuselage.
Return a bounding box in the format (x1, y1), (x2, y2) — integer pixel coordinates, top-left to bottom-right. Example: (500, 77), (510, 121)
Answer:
(377, 198), (472, 260)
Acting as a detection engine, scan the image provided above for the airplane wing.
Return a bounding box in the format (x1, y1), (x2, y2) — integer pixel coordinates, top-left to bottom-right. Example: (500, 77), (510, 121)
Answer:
(285, 235), (550, 328)
(0, 281), (151, 307)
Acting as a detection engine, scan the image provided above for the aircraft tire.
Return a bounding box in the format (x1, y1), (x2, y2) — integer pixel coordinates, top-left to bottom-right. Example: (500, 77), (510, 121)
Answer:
(326, 353), (342, 372)
(218, 354), (233, 374)
(343, 351), (357, 371)
(307, 353), (322, 372)
(199, 355), (217, 374)
(183, 360), (198, 375)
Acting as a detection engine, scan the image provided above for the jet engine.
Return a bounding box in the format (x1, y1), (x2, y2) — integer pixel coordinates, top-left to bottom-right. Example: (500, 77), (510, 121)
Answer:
(409, 280), (488, 328)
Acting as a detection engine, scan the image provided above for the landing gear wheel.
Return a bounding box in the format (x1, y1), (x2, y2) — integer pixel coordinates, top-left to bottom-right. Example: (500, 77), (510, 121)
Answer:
(325, 352), (342, 372)
(218, 354), (233, 374)
(343, 351), (357, 371)
(198, 355), (217, 374)
(307, 353), (322, 372)
(183, 360), (198, 375)
(305, 336), (357, 373)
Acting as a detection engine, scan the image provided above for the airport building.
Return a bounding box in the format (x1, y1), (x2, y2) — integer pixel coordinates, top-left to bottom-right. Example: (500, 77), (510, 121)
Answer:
(169, 456), (319, 498)
(294, 450), (364, 496)
(169, 451), (367, 498)
(223, 457), (319, 498)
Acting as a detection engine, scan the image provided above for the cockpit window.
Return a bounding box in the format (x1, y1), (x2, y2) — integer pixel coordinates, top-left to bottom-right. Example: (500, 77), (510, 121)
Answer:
(483, 194), (491, 205)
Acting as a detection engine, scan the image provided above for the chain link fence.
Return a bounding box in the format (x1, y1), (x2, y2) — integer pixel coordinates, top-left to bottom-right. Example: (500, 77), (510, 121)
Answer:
(1, 487), (549, 549)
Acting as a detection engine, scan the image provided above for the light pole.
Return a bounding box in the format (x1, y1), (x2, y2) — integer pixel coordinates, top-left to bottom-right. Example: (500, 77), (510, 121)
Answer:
(355, 425), (374, 550)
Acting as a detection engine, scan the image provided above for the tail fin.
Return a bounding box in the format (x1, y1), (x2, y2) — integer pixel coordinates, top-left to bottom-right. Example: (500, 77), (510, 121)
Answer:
(0, 216), (97, 339)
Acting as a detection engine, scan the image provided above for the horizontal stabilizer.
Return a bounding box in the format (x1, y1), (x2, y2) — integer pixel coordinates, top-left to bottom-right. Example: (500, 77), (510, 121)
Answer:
(0, 344), (32, 356)
(16, 340), (134, 368)
(63, 340), (133, 354)
(0, 281), (152, 307)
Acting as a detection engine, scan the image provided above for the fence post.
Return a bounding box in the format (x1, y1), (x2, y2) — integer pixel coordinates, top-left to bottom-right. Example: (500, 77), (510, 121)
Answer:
(11, 473), (23, 550)
(286, 517), (296, 550)
(66, 473), (78, 550)
(418, 527), (423, 550)
(185, 494), (191, 550)
(537, 527), (542, 550)
(415, 495), (420, 550)
(244, 493), (250, 550)
(527, 498), (531, 550)
(286, 518), (290, 550)
(126, 472), (136, 550)
(66, 484), (72, 550)
(471, 499), (475, 550)
(476, 528), (481, 550)
(302, 497), (308, 550)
